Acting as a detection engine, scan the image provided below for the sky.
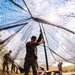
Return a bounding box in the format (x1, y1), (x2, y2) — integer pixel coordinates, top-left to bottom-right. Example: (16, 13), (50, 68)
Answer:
(0, 0), (75, 67)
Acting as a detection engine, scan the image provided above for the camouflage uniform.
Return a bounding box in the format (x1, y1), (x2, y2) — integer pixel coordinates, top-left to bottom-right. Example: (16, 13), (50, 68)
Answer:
(24, 32), (43, 75)
(24, 42), (39, 75)
(3, 50), (12, 73)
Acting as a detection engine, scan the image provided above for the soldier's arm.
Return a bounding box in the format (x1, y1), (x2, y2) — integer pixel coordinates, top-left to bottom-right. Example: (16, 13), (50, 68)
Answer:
(37, 30), (43, 42)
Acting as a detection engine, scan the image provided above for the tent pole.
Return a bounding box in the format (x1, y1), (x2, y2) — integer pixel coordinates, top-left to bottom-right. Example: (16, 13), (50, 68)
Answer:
(43, 43), (49, 71)
(39, 23), (49, 71)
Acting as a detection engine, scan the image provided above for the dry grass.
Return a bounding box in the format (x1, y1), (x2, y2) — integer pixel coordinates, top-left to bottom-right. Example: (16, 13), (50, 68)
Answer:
(63, 72), (75, 75)
(0, 71), (24, 75)
(0, 70), (75, 75)
(0, 62), (75, 75)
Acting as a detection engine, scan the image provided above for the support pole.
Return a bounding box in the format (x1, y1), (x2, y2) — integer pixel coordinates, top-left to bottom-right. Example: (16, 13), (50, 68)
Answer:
(39, 24), (49, 71)
(43, 43), (49, 71)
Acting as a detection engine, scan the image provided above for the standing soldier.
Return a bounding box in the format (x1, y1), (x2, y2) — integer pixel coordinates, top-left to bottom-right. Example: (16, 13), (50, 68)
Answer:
(58, 61), (63, 75)
(24, 35), (45, 75)
(3, 50), (12, 73)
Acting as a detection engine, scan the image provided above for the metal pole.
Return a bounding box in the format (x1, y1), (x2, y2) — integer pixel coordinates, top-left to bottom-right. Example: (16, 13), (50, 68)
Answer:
(39, 23), (49, 71)
(43, 43), (49, 70)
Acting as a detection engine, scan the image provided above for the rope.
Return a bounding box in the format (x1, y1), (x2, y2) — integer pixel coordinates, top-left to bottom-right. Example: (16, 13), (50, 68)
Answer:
(2, 3), (23, 13)
(51, 27), (75, 58)
(0, 22), (28, 31)
(45, 28), (74, 61)
(0, 25), (25, 53)
(0, 18), (31, 28)
(22, 0), (33, 17)
(32, 17), (75, 34)
(48, 47), (71, 63)
(13, 24), (32, 59)
(39, 23), (73, 63)
(9, 0), (27, 12)
(40, 23), (57, 61)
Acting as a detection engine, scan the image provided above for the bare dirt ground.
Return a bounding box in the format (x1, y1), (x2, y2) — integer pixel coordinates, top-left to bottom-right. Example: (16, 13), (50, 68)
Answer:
(0, 70), (75, 75)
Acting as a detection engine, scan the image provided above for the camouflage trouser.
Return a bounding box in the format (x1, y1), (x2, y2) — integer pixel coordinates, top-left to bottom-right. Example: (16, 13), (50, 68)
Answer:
(3, 61), (9, 73)
(24, 59), (37, 75)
